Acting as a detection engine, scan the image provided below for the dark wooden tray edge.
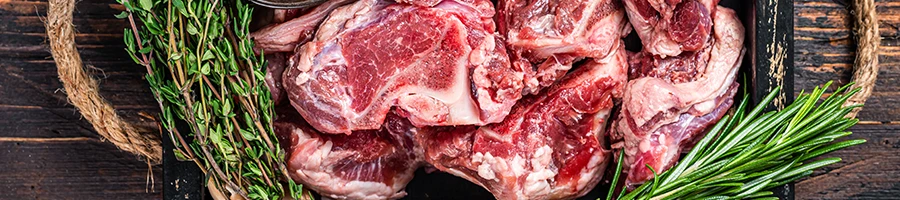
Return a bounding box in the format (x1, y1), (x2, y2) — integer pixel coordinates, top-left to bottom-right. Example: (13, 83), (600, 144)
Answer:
(163, 0), (797, 198)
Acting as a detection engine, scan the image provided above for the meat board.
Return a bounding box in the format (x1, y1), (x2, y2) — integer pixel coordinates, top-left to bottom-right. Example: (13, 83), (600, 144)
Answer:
(162, 0), (796, 199)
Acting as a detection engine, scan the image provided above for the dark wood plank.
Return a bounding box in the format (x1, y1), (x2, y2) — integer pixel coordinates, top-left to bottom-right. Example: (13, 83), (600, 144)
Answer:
(0, 0), (163, 198)
(0, 139), (162, 199)
(794, 0), (900, 122)
(0, 61), (158, 107)
(0, 0), (895, 198)
(793, 0), (900, 199)
(162, 124), (206, 200)
(754, 0), (795, 109)
(0, 16), (128, 34)
(0, 106), (158, 138)
(0, 0), (125, 17)
(795, 124), (900, 199)
(753, 0), (796, 198)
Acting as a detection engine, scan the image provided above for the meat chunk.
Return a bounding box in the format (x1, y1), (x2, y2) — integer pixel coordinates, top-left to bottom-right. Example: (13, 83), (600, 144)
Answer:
(284, 0), (524, 134)
(417, 42), (628, 200)
(394, 0), (442, 7)
(627, 47), (710, 83)
(623, 0), (717, 57)
(612, 7), (744, 187)
(498, 0), (630, 94)
(275, 107), (422, 199)
(273, 8), (303, 23)
(251, 0), (353, 53)
(265, 53), (288, 104)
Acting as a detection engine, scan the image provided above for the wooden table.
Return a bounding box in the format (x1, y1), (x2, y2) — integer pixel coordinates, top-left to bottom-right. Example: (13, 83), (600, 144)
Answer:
(0, 0), (896, 199)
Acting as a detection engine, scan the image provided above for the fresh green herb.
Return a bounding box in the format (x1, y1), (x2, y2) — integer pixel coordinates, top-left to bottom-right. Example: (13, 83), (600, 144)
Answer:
(118, 0), (307, 198)
(608, 81), (865, 200)
(608, 150), (626, 200)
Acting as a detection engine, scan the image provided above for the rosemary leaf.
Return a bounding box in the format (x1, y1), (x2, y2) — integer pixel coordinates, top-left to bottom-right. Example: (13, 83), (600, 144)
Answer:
(611, 82), (866, 199)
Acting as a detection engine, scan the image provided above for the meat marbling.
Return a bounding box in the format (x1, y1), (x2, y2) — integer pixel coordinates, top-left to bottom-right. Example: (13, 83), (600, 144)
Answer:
(417, 42), (628, 200)
(395, 0), (443, 7)
(612, 6), (744, 187)
(622, 0), (718, 57)
(275, 107), (422, 199)
(265, 53), (288, 104)
(498, 0), (630, 94)
(284, 0), (524, 134)
(272, 8), (303, 24)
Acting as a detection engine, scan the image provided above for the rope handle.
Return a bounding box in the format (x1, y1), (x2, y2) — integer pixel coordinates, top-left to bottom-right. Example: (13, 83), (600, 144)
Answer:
(46, 0), (162, 163)
(44, 0), (877, 164)
(845, 0), (880, 118)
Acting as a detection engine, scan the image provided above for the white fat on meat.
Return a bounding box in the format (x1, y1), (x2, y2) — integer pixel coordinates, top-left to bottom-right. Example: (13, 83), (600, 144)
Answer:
(622, 0), (718, 57)
(284, 0), (523, 134)
(623, 6), (743, 129)
(418, 41), (628, 200)
(614, 6), (745, 187)
(275, 108), (421, 199)
(523, 146), (556, 197)
(500, 0), (629, 94)
(290, 133), (409, 200)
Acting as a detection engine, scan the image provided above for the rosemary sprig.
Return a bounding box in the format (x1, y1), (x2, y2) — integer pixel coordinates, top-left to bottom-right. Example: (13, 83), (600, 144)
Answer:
(608, 81), (866, 200)
(116, 0), (306, 199)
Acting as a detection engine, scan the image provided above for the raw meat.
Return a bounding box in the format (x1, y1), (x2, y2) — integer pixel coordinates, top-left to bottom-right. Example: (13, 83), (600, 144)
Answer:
(395, 0), (442, 7)
(417, 42), (628, 200)
(251, 0), (353, 53)
(273, 9), (303, 23)
(275, 107), (422, 199)
(622, 0), (717, 57)
(498, 0), (630, 94)
(265, 53), (288, 104)
(257, 1), (352, 105)
(611, 6), (744, 187)
(283, 0), (524, 134)
(627, 47), (710, 83)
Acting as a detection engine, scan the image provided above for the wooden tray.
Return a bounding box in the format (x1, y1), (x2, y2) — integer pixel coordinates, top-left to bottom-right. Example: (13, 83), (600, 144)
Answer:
(162, 0), (796, 199)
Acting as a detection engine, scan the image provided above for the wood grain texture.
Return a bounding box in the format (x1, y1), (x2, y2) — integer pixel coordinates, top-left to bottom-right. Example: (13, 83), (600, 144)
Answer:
(753, 0), (796, 198)
(794, 0), (900, 199)
(0, 0), (162, 198)
(0, 0), (897, 198)
(794, 0), (900, 122)
(0, 140), (162, 199)
(795, 124), (900, 199)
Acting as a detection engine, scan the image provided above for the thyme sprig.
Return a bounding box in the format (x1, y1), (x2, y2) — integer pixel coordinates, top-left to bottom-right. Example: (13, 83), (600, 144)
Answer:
(116, 0), (305, 198)
(609, 81), (866, 200)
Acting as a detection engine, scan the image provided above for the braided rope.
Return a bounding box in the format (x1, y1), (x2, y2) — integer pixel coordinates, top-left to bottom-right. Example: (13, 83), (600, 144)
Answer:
(844, 0), (880, 118)
(45, 0), (878, 166)
(46, 0), (162, 163)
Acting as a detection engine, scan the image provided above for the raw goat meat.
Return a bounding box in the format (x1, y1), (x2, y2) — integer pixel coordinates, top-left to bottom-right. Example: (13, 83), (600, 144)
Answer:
(265, 53), (288, 104)
(612, 6), (744, 187)
(256, 0), (352, 105)
(395, 0), (442, 7)
(498, 0), (630, 94)
(251, 0), (353, 53)
(623, 0), (717, 57)
(416, 42), (628, 200)
(275, 107), (422, 199)
(272, 9), (303, 23)
(283, 0), (524, 134)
